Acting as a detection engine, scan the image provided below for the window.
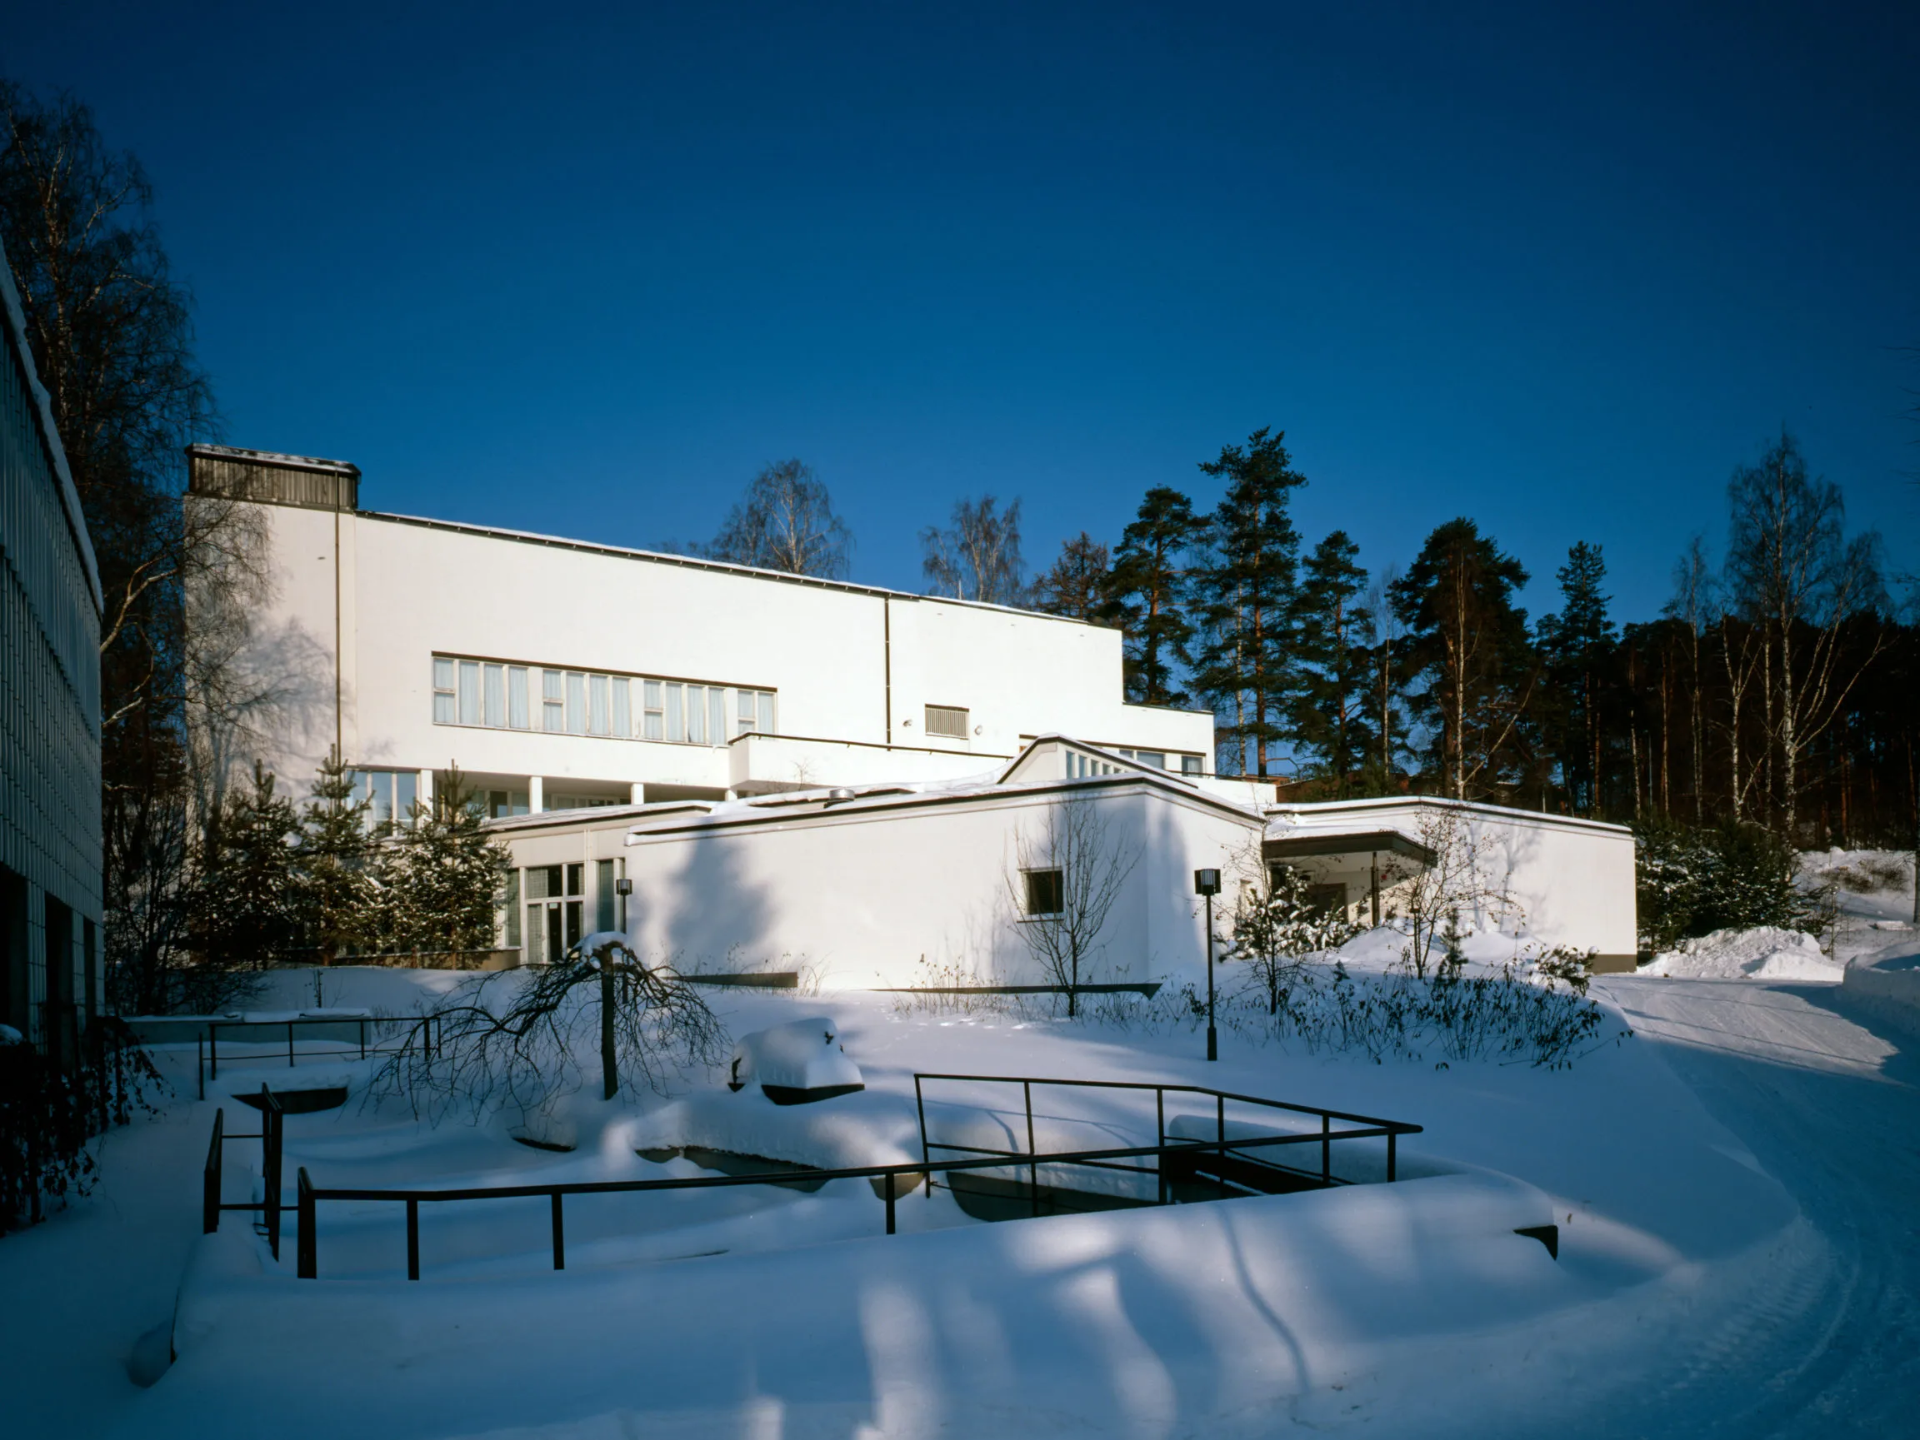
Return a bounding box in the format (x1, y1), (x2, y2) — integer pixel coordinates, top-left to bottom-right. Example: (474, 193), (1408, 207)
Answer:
(458, 660), (480, 725)
(353, 769), (418, 830)
(596, 858), (615, 933)
(589, 673), (611, 736)
(509, 667), (529, 729)
(1181, 755), (1202, 775)
(686, 685), (707, 744)
(486, 789), (529, 819)
(505, 870), (521, 947)
(524, 864), (583, 965)
(566, 671), (587, 734)
(430, 653), (770, 746)
(1134, 751), (1166, 770)
(737, 688), (776, 737)
(925, 705), (969, 739)
(1023, 868), (1065, 916)
(1307, 883), (1348, 918)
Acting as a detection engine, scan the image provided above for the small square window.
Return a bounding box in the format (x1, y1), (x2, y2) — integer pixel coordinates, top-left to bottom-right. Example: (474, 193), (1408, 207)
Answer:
(1023, 868), (1064, 916)
(1180, 755), (1202, 775)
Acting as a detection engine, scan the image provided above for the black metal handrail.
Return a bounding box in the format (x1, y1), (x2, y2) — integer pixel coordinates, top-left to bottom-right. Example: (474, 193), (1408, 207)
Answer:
(283, 1074), (1421, 1282)
(910, 1071), (1422, 1204)
(201, 1085), (286, 1258)
(198, 1013), (443, 1096)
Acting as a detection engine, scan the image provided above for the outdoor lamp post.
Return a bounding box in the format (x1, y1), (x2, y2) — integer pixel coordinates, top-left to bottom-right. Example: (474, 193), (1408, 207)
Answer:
(1195, 868), (1221, 1061)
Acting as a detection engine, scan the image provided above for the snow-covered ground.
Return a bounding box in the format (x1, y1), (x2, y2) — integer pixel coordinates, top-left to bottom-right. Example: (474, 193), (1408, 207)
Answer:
(4, 924), (1917, 1437)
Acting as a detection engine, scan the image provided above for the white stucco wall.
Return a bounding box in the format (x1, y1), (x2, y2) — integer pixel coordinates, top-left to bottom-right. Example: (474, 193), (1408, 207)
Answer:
(222, 502), (1214, 800)
(495, 779), (1261, 991)
(1266, 798), (1638, 963)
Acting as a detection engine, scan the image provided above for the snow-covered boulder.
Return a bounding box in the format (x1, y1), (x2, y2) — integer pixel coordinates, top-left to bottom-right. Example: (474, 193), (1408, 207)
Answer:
(728, 1016), (864, 1105)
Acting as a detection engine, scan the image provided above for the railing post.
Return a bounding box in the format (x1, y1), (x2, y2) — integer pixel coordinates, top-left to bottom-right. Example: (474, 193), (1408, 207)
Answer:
(297, 1167), (316, 1279)
(1387, 1131), (1397, 1183)
(406, 1199), (420, 1280)
(1216, 1093), (1227, 1200)
(359, 1018), (366, 1060)
(1024, 1081), (1038, 1217)
(197, 1035), (205, 1101)
(884, 1172), (896, 1235)
(203, 1107), (225, 1234)
(551, 1193), (565, 1270)
(262, 1085), (283, 1260)
(1321, 1114), (1330, 1186)
(288, 1020), (296, 1069)
(1156, 1087), (1167, 1205)
(209, 1025), (218, 1081)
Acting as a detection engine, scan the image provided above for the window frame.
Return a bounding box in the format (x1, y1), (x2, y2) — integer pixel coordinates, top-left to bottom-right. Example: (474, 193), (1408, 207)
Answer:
(1022, 867), (1065, 917)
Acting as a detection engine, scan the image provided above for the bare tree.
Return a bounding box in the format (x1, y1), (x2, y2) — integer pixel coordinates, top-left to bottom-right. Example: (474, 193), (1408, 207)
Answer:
(699, 458), (852, 578)
(1384, 805), (1518, 979)
(1005, 795), (1140, 1016)
(373, 936), (728, 1124)
(1724, 433), (1887, 835)
(922, 495), (1026, 605)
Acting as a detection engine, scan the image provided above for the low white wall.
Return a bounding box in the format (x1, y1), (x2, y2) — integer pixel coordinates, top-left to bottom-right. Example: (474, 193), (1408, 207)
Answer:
(618, 783), (1258, 990)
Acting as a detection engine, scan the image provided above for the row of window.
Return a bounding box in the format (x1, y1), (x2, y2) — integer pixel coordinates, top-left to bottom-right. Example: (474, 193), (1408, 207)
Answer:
(432, 656), (775, 746)
(1064, 749), (1202, 779)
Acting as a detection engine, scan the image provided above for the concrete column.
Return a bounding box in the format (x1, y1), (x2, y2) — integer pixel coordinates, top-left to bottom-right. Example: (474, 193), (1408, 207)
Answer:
(629, 782), (645, 806)
(528, 776), (544, 813)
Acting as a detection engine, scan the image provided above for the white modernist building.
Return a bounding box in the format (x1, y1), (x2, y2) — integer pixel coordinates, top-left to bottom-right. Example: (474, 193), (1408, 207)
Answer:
(191, 445), (1638, 983)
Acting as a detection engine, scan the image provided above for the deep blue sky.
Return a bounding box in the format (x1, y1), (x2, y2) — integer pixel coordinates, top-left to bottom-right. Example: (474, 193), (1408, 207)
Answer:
(12, 1), (1918, 621)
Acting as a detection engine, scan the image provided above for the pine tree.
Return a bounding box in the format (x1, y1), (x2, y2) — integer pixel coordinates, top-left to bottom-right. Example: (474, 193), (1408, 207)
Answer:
(1107, 487), (1203, 706)
(188, 761), (302, 972)
(380, 768), (509, 959)
(1289, 531), (1376, 795)
(1537, 542), (1617, 815)
(1031, 533), (1112, 622)
(1389, 519), (1536, 801)
(1189, 429), (1307, 777)
(297, 748), (375, 964)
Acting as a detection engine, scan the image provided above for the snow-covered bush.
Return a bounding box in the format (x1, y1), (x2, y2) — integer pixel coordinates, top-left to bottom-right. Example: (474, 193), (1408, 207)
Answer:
(1228, 956), (1613, 1070)
(1635, 819), (1834, 954)
(1228, 863), (1363, 1015)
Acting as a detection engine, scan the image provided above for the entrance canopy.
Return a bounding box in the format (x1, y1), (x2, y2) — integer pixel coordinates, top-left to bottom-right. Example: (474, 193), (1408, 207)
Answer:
(1261, 828), (1437, 868)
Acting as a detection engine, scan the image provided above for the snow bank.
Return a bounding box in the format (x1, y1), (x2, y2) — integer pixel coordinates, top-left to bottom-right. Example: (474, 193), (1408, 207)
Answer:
(1643, 926), (1842, 982)
(1841, 937), (1920, 1037)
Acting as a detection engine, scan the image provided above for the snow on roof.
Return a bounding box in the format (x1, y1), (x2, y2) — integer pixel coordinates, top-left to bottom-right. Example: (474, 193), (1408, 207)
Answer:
(1264, 794), (1632, 840)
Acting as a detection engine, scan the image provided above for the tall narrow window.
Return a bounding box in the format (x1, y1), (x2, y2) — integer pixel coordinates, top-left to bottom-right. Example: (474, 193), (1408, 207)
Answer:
(666, 683), (684, 742)
(738, 688), (757, 736)
(644, 681), (664, 740)
(505, 870), (521, 947)
(566, 671), (587, 734)
(612, 677), (631, 737)
(458, 661), (480, 725)
(596, 858), (615, 933)
(369, 771), (395, 828)
(757, 689), (775, 736)
(589, 673), (611, 735)
(394, 771), (418, 824)
(433, 658), (456, 723)
(710, 689), (727, 746)
(484, 664), (505, 727)
(686, 685), (707, 744)
(508, 666), (529, 729)
(542, 669), (565, 731)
